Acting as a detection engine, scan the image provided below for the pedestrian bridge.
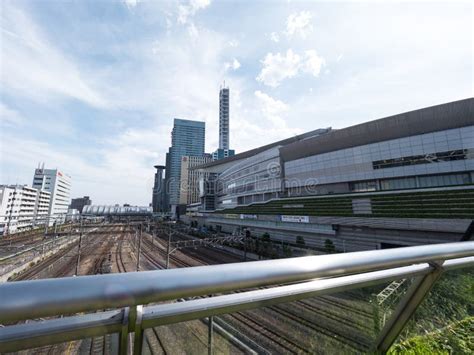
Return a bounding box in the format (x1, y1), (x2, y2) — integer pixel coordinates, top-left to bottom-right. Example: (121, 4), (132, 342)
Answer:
(82, 205), (152, 216)
(0, 241), (473, 354)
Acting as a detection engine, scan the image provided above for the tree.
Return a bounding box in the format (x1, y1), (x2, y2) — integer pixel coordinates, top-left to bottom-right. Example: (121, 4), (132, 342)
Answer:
(282, 243), (292, 258)
(296, 236), (306, 247)
(259, 233), (272, 258)
(324, 239), (336, 253)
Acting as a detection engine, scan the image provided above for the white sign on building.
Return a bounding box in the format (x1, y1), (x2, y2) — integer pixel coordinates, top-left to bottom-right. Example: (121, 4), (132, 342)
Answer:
(240, 214), (257, 220)
(280, 215), (309, 223)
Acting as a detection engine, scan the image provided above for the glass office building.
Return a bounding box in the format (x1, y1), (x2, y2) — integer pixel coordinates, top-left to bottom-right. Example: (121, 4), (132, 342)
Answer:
(166, 118), (205, 214)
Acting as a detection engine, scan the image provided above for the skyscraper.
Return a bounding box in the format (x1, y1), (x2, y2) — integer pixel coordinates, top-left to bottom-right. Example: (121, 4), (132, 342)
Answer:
(152, 165), (165, 212)
(32, 165), (71, 224)
(219, 85), (229, 150)
(166, 119), (205, 215)
(213, 84), (235, 161)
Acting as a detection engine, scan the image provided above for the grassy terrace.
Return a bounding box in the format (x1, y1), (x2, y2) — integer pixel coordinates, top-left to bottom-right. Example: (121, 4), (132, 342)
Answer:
(214, 187), (474, 219)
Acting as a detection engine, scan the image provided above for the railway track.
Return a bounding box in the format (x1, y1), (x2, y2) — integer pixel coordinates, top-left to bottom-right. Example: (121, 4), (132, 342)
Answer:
(302, 295), (373, 319)
(10, 239), (79, 281)
(144, 327), (169, 355)
(229, 312), (309, 354)
(7, 223), (375, 354)
(152, 226), (375, 353)
(115, 233), (128, 273)
(268, 303), (371, 352)
(8, 225), (125, 355)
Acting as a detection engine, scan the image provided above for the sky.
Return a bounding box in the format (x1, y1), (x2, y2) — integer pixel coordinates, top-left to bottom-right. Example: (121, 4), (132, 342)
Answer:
(0, 0), (472, 205)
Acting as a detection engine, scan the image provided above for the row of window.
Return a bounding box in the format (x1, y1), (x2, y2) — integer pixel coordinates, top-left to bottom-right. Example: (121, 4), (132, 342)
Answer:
(349, 172), (472, 192)
(372, 149), (468, 170)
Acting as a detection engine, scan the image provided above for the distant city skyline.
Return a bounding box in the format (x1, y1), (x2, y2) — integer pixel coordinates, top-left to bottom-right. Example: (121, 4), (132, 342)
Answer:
(0, 1), (472, 205)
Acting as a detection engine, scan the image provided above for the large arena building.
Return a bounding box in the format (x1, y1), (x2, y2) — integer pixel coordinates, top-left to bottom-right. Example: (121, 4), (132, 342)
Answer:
(190, 98), (473, 251)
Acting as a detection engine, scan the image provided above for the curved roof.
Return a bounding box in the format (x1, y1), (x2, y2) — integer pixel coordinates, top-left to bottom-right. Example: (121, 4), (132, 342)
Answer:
(195, 127), (331, 169)
(280, 98), (473, 163)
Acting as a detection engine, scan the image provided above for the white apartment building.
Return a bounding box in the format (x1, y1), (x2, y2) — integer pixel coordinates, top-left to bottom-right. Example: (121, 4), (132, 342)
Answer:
(0, 185), (51, 235)
(32, 166), (71, 224)
(36, 189), (51, 223)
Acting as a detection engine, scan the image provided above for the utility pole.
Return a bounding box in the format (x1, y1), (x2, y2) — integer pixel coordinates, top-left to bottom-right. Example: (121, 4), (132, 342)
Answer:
(136, 224), (142, 271)
(45, 215), (49, 236)
(166, 223), (172, 269)
(134, 229), (138, 250)
(243, 228), (247, 262)
(53, 221), (58, 247)
(75, 218), (83, 276)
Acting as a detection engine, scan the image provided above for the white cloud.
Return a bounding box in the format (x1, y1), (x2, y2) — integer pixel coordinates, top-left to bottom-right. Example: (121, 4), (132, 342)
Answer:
(228, 39), (239, 47)
(0, 4), (107, 108)
(256, 49), (325, 87)
(187, 23), (199, 38)
(123, 0), (140, 9)
(178, 0), (212, 24)
(270, 32), (280, 43)
(254, 90), (289, 126)
(256, 49), (301, 87)
(0, 103), (25, 127)
(286, 11), (313, 38)
(224, 58), (241, 71)
(302, 50), (325, 77)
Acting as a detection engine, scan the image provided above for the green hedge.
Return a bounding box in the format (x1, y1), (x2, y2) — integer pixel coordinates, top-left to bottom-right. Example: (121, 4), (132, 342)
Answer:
(388, 317), (474, 354)
(215, 188), (474, 219)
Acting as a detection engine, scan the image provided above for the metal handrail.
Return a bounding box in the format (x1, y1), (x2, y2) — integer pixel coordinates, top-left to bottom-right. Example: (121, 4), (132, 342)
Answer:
(1, 241), (472, 323)
(0, 241), (473, 354)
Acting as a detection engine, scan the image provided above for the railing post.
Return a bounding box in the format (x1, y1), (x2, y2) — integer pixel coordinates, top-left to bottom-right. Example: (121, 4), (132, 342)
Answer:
(374, 261), (444, 353)
(243, 229), (247, 262)
(208, 316), (214, 355)
(119, 307), (130, 355)
(133, 305), (144, 355)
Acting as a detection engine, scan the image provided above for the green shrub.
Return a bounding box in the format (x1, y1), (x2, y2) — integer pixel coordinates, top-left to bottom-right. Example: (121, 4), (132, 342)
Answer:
(324, 239), (336, 253)
(389, 317), (474, 355)
(296, 236), (305, 247)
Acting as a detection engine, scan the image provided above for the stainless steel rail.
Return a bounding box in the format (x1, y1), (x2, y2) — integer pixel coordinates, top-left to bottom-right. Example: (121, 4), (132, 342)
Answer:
(0, 242), (473, 354)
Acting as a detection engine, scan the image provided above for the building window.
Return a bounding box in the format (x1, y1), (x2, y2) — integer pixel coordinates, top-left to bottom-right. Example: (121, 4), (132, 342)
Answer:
(373, 149), (468, 169)
(379, 173), (471, 191)
(418, 173), (471, 188)
(350, 180), (377, 192)
(380, 177), (417, 190)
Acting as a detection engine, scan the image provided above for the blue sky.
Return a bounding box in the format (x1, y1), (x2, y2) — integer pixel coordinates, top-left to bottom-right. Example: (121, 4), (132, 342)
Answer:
(0, 0), (472, 205)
